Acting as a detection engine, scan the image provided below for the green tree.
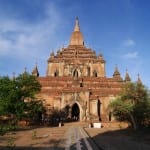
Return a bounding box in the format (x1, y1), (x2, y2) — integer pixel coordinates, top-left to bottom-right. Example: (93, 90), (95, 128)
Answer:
(24, 99), (45, 124)
(15, 73), (41, 120)
(0, 72), (43, 121)
(0, 76), (18, 115)
(109, 82), (150, 130)
(15, 72), (41, 99)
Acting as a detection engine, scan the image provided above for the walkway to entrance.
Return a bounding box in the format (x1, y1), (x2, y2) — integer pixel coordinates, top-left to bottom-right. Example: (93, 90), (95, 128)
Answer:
(58, 124), (99, 150)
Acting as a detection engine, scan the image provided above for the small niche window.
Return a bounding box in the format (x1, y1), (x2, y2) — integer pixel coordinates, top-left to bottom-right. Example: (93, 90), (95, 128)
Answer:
(73, 69), (78, 77)
(93, 70), (98, 77)
(54, 70), (59, 77)
(87, 67), (90, 76)
(80, 82), (83, 87)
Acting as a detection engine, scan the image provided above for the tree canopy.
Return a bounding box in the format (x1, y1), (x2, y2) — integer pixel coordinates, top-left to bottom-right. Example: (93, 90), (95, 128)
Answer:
(0, 72), (44, 121)
(109, 82), (150, 130)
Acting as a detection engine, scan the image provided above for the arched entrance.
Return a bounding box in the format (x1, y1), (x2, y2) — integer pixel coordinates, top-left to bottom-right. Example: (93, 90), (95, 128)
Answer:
(71, 103), (80, 121)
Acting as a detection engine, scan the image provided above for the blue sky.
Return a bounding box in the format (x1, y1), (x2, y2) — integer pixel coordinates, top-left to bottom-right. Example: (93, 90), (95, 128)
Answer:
(0, 0), (150, 88)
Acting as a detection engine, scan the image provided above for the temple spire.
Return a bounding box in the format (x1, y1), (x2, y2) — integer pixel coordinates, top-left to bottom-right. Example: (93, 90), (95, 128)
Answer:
(113, 65), (123, 81)
(69, 17), (84, 46)
(32, 63), (39, 77)
(124, 69), (131, 82)
(74, 17), (80, 31)
(12, 72), (15, 80)
(137, 73), (142, 84)
(24, 67), (27, 74)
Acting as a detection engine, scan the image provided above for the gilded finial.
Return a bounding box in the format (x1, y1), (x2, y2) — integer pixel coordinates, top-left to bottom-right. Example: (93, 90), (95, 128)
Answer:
(74, 17), (80, 31)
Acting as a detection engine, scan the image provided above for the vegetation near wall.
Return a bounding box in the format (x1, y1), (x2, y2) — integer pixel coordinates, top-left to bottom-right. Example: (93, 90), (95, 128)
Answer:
(0, 72), (45, 134)
(109, 82), (150, 130)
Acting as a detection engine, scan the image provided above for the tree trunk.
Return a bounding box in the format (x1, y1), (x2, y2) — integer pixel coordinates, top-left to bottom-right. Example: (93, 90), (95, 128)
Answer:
(129, 113), (137, 130)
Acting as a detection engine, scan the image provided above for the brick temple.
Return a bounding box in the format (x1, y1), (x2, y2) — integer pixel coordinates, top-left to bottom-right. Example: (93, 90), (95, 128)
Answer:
(32, 18), (132, 122)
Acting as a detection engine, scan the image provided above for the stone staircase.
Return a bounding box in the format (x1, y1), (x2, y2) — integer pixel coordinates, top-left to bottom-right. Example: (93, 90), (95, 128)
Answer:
(63, 120), (128, 129)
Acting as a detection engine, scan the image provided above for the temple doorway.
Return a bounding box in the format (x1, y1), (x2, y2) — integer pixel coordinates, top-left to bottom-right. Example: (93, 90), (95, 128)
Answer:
(71, 103), (80, 121)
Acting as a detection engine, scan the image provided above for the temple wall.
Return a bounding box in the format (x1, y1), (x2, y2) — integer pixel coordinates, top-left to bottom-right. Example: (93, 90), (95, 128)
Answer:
(47, 62), (106, 77)
(92, 63), (105, 77)
(89, 96), (116, 119)
(47, 62), (64, 76)
(60, 91), (90, 121)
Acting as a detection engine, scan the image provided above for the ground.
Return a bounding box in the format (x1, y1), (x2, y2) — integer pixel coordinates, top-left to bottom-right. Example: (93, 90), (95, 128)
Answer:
(85, 126), (150, 150)
(0, 122), (150, 150)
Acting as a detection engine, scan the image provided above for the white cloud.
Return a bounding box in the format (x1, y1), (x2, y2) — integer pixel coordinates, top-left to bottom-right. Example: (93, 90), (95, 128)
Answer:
(0, 2), (69, 77)
(123, 51), (138, 59)
(124, 39), (135, 47)
(0, 2), (63, 61)
(0, 38), (12, 55)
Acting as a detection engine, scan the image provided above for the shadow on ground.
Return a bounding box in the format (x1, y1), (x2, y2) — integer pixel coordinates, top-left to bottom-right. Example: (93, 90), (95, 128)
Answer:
(85, 127), (150, 150)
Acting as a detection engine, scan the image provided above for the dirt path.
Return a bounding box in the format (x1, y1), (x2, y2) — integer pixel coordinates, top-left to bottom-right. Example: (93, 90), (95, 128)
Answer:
(0, 126), (68, 149)
(0, 122), (87, 150)
(0, 123), (150, 150)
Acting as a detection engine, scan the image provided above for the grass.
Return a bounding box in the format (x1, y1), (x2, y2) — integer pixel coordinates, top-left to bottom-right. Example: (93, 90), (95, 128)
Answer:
(0, 124), (18, 136)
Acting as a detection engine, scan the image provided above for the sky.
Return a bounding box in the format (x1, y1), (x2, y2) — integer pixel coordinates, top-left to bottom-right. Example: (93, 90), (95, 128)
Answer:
(0, 0), (150, 88)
